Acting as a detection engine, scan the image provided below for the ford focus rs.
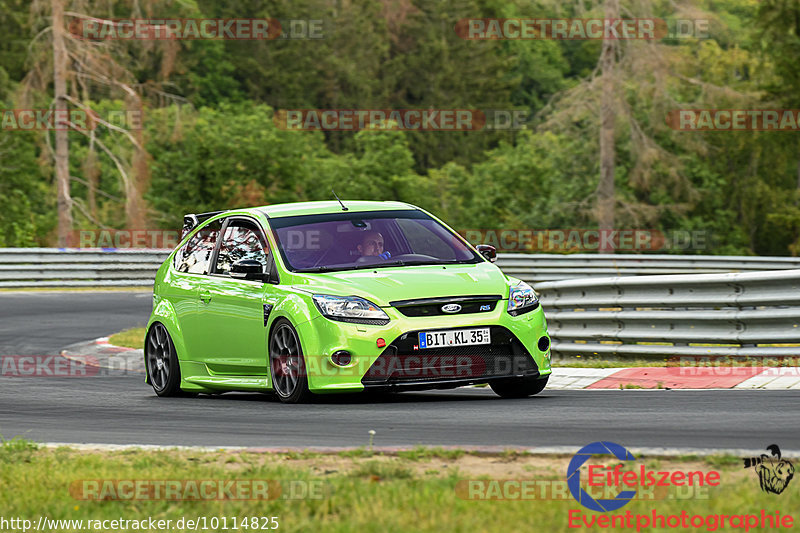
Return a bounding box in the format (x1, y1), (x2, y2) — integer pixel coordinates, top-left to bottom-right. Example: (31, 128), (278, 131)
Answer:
(145, 200), (551, 403)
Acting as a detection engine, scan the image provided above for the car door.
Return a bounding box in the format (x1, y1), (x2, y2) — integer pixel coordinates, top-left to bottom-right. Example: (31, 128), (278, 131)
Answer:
(167, 218), (223, 361)
(194, 216), (275, 375)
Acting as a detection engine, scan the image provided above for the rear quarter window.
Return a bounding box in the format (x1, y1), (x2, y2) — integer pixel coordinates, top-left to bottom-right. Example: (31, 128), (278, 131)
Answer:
(173, 219), (223, 274)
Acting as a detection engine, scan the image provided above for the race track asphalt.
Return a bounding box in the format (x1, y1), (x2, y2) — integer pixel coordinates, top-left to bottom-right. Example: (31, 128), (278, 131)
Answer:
(1, 291), (798, 452)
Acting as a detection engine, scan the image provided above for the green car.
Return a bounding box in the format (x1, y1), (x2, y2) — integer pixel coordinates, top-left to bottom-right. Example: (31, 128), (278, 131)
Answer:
(145, 200), (551, 403)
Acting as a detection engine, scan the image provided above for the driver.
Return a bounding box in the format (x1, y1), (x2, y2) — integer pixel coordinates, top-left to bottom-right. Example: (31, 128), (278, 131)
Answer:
(357, 231), (391, 259)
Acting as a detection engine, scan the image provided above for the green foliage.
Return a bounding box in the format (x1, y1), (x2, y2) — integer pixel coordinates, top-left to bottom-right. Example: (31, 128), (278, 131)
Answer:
(145, 104), (437, 229)
(146, 103), (326, 228)
(0, 101), (53, 246)
(395, 446), (466, 461)
(1, 0), (799, 254)
(0, 0), (31, 83)
(0, 433), (39, 463)
(461, 131), (595, 230)
(350, 460), (414, 480)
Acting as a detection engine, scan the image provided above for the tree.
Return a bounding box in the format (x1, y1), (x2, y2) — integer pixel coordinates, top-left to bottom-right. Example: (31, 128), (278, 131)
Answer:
(597, 0), (619, 250)
(51, 0), (72, 246)
(24, 0), (196, 240)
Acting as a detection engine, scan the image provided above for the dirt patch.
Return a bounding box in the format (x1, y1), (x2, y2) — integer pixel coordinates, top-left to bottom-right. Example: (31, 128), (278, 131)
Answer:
(41, 447), (753, 483)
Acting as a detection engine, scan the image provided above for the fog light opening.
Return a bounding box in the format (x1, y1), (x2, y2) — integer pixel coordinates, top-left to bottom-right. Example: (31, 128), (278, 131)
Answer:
(538, 336), (550, 353)
(331, 350), (352, 366)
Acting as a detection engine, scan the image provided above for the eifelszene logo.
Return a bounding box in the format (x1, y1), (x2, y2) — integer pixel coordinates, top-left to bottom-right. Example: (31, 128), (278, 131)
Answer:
(567, 441), (721, 512)
(567, 441), (637, 512)
(743, 445), (795, 495)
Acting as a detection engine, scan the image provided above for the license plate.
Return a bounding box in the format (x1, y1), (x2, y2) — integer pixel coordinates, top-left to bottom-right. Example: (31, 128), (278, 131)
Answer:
(418, 328), (491, 349)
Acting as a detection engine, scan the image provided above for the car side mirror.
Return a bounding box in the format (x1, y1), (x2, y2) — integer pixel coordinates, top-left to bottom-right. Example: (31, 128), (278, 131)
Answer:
(231, 259), (265, 281)
(475, 244), (497, 263)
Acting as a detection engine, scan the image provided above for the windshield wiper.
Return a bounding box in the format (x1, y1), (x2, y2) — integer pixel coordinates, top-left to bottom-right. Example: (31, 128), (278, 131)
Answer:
(352, 259), (462, 270)
(297, 259), (465, 273)
(406, 259), (461, 265)
(296, 265), (362, 273)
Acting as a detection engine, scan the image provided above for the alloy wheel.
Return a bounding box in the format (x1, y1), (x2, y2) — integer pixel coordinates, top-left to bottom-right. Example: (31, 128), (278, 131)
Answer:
(270, 323), (302, 397)
(146, 323), (171, 391)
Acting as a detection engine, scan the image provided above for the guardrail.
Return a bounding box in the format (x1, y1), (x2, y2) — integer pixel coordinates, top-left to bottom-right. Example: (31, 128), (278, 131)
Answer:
(1, 248), (798, 357)
(496, 254), (800, 282)
(0, 248), (169, 287)
(535, 270), (800, 357)
(3, 249), (800, 288)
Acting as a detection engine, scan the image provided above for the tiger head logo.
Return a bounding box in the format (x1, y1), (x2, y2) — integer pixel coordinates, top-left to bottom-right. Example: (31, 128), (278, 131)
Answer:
(743, 444), (795, 495)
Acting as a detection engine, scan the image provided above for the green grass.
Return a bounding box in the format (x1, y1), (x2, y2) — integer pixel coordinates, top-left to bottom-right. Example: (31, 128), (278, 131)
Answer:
(498, 448), (533, 461)
(0, 434), (39, 462)
(337, 447), (376, 459)
(284, 449), (323, 460)
(351, 460), (414, 480)
(396, 446), (466, 461)
(703, 455), (745, 468)
(1, 446), (796, 533)
(108, 327), (146, 349)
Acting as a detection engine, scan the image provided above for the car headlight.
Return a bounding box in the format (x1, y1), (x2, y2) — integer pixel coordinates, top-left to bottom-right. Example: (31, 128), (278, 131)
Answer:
(507, 281), (540, 316)
(312, 294), (390, 325)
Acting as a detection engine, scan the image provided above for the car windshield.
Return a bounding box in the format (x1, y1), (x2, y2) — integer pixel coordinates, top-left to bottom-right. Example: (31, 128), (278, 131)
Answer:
(268, 209), (481, 272)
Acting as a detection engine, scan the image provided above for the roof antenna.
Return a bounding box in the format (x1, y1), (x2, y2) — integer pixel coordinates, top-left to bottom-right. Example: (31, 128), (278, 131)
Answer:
(332, 189), (349, 211)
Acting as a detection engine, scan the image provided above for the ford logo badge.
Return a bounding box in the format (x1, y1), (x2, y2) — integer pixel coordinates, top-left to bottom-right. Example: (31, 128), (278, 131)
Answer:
(441, 304), (462, 314)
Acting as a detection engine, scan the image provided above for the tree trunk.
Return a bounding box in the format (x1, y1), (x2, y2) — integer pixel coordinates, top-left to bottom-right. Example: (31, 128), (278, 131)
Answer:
(597, 0), (619, 253)
(52, 0), (73, 246)
(126, 94), (150, 229)
(84, 143), (99, 220)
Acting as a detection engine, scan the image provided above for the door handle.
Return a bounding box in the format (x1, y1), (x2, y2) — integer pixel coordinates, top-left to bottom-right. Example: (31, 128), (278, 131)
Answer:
(199, 290), (212, 304)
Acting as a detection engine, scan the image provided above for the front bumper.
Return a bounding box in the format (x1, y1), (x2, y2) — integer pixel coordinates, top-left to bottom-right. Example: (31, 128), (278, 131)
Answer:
(293, 302), (551, 393)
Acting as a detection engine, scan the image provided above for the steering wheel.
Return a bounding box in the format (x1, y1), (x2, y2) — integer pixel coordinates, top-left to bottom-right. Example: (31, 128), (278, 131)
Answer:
(355, 253), (438, 264)
(310, 244), (335, 268)
(389, 253), (439, 262)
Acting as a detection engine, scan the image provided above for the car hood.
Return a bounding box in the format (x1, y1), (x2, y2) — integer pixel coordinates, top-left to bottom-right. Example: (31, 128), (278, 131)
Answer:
(290, 262), (511, 306)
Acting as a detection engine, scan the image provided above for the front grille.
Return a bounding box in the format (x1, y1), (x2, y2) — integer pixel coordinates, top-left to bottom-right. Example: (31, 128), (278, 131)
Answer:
(390, 295), (502, 317)
(361, 326), (537, 385)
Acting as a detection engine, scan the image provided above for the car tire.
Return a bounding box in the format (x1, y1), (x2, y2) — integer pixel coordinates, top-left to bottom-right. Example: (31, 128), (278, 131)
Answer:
(269, 318), (313, 404)
(145, 322), (183, 397)
(490, 375), (549, 399)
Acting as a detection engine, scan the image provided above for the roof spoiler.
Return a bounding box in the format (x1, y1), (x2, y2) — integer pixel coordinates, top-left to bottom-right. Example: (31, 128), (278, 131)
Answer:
(182, 210), (225, 239)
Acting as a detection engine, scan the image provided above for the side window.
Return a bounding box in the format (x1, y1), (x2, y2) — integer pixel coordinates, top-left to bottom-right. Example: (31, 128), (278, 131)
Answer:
(214, 220), (270, 276)
(174, 219), (223, 275)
